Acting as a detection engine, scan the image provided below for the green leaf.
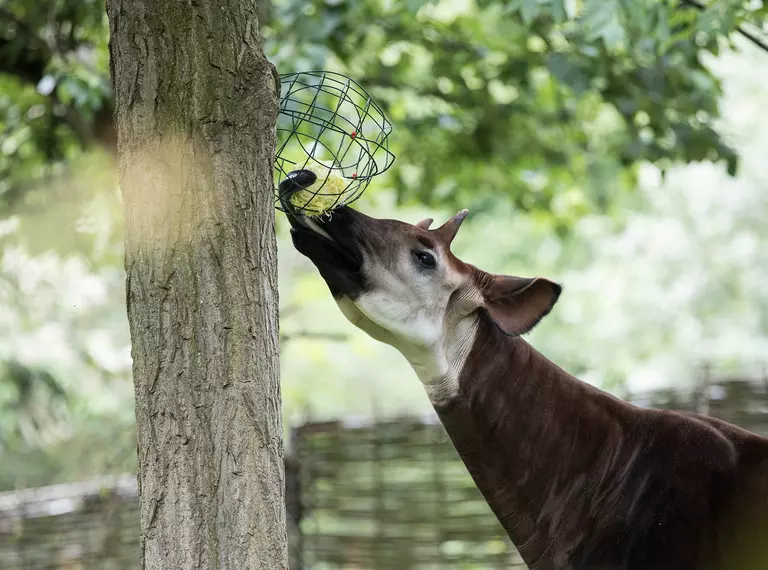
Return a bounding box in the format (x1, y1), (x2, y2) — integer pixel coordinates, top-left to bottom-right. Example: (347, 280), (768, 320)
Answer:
(506, 0), (542, 25)
(582, 0), (626, 50)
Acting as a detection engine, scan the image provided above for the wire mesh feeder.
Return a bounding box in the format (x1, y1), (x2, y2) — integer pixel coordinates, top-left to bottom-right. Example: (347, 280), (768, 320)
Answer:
(275, 71), (395, 217)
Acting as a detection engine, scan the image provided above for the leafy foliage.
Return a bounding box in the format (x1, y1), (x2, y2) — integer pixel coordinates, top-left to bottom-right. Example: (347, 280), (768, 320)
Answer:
(1, 0), (768, 490)
(0, 0), (765, 224)
(0, 359), (66, 443)
(264, 0), (764, 225)
(0, 0), (113, 245)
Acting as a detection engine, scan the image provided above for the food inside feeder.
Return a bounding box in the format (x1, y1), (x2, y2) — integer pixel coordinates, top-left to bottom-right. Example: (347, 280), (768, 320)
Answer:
(283, 165), (350, 216)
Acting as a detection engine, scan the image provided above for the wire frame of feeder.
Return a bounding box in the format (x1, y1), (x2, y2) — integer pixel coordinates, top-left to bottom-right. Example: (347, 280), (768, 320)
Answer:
(275, 71), (395, 215)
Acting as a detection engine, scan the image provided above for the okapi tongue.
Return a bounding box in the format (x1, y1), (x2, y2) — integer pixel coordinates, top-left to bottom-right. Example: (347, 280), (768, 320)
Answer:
(278, 169), (318, 216)
(283, 169), (318, 189)
(278, 172), (337, 243)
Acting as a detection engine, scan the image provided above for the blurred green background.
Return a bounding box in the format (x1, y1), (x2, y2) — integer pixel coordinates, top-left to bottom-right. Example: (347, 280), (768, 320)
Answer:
(1, 0), (768, 493)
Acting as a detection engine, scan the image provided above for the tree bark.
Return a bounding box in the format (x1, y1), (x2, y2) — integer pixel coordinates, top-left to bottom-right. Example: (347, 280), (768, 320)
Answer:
(105, 2), (285, 569)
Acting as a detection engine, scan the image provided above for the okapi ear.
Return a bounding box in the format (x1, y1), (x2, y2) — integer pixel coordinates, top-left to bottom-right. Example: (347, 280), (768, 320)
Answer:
(481, 275), (562, 336)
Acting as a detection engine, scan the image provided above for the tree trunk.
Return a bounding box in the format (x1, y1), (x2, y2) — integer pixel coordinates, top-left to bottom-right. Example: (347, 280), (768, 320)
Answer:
(105, 2), (285, 569)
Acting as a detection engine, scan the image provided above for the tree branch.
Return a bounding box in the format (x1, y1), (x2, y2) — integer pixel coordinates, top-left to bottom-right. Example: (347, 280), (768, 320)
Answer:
(280, 331), (349, 344)
(679, 0), (768, 54)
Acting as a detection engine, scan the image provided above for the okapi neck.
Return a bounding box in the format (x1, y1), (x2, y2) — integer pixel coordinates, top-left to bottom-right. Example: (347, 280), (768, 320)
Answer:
(433, 316), (639, 568)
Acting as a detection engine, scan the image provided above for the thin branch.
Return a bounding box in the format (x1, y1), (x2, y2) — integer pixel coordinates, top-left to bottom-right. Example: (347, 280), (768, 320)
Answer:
(679, 0), (768, 54)
(280, 331), (349, 344)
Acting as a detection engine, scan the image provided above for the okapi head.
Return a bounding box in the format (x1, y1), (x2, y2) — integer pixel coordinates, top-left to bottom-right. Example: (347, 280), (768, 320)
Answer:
(284, 174), (560, 405)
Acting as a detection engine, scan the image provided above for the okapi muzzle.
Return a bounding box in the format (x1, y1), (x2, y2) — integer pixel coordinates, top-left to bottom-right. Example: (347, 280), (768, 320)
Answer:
(283, 193), (768, 570)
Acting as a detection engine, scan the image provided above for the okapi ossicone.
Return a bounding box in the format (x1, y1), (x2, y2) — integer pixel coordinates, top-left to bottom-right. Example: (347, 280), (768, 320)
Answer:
(282, 173), (768, 570)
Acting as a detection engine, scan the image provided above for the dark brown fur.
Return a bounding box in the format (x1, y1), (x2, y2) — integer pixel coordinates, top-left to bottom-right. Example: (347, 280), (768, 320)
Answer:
(437, 312), (768, 570)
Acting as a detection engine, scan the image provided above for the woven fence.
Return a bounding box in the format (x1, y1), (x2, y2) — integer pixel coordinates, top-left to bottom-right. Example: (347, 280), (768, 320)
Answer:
(0, 477), (140, 570)
(2, 376), (768, 569)
(293, 415), (521, 570)
(0, 470), (304, 570)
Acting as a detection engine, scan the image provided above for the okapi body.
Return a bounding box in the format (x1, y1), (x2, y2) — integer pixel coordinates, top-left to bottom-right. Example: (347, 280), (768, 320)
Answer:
(282, 176), (768, 570)
(438, 318), (768, 570)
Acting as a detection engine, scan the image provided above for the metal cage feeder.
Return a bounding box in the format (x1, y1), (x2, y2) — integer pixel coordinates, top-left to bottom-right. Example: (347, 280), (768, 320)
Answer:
(274, 71), (395, 216)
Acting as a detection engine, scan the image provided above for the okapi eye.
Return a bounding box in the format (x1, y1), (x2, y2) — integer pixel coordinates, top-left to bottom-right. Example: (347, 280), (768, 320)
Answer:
(413, 250), (436, 269)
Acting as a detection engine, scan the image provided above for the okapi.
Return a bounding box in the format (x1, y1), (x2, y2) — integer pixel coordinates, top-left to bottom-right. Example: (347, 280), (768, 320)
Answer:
(282, 172), (768, 570)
